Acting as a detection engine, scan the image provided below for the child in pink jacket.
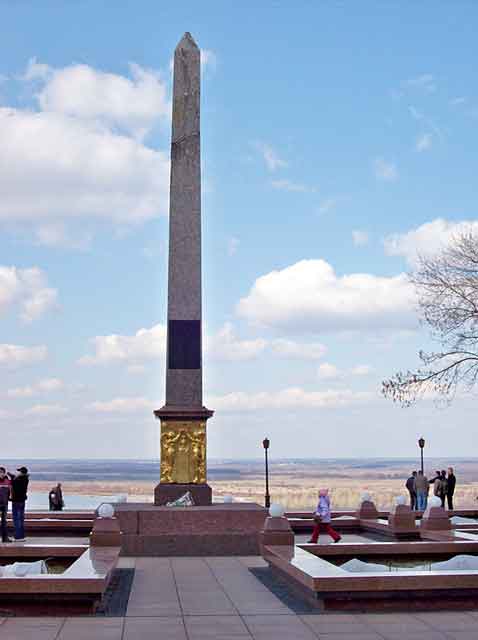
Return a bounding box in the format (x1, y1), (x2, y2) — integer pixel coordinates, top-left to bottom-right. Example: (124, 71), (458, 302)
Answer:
(308, 489), (341, 544)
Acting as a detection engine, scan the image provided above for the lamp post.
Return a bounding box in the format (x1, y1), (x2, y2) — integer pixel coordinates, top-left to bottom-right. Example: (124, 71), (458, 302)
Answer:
(262, 437), (270, 509)
(418, 437), (425, 474)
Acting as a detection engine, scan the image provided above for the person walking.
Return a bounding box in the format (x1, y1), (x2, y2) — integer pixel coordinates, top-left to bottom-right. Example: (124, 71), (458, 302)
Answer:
(0, 467), (12, 543)
(49, 483), (64, 511)
(446, 467), (456, 510)
(308, 489), (341, 544)
(8, 466), (29, 542)
(406, 471), (417, 510)
(415, 470), (429, 511)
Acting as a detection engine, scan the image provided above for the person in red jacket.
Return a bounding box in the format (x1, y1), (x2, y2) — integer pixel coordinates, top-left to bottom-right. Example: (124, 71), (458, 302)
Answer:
(0, 467), (12, 543)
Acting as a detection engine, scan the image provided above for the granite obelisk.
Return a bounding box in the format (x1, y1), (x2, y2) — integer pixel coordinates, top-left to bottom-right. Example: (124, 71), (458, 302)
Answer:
(154, 32), (214, 506)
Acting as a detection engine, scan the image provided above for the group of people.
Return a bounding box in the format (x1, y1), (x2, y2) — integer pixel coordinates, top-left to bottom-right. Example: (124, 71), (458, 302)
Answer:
(0, 468), (66, 543)
(0, 466), (29, 543)
(307, 470), (459, 546)
(406, 467), (456, 511)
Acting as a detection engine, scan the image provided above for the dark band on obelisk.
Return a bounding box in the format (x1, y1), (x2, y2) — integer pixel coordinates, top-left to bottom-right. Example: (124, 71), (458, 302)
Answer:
(166, 32), (202, 405)
(154, 33), (213, 505)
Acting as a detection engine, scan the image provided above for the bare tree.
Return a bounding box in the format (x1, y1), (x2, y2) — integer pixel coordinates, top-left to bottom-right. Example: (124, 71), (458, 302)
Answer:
(382, 230), (478, 406)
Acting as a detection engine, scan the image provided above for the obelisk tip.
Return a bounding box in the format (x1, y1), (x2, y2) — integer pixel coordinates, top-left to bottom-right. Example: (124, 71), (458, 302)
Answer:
(176, 32), (199, 51)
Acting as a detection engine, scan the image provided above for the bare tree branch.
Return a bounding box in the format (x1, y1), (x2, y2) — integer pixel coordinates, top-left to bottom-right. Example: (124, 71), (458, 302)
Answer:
(382, 229), (478, 406)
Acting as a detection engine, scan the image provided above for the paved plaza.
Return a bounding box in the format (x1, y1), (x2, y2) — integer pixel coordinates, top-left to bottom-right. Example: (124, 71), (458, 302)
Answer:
(1, 555), (478, 639)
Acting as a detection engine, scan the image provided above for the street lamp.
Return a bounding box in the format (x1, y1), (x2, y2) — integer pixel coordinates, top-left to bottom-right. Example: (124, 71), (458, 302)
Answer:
(418, 437), (425, 474)
(262, 437), (270, 509)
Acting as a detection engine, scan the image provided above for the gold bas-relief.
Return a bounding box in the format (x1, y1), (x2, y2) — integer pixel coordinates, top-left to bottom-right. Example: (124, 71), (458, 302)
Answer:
(160, 421), (206, 484)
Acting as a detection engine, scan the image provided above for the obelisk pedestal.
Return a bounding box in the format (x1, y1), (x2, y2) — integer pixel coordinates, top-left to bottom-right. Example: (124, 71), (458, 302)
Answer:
(154, 32), (214, 506)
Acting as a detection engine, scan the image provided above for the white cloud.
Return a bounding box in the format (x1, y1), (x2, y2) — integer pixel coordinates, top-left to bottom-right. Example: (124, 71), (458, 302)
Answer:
(270, 179), (315, 193)
(254, 142), (287, 172)
(0, 107), (169, 226)
(80, 321), (331, 368)
(30, 60), (170, 138)
(0, 59), (172, 242)
(384, 218), (478, 265)
(406, 74), (436, 93)
(317, 362), (340, 379)
(374, 157), (398, 182)
(227, 237), (240, 257)
(200, 49), (217, 72)
(127, 364), (147, 375)
(7, 377), (63, 398)
(79, 323), (166, 365)
(415, 133), (432, 152)
(237, 259), (415, 333)
(318, 362), (374, 380)
(86, 397), (151, 413)
(352, 230), (369, 246)
(34, 223), (91, 249)
(350, 364), (374, 376)
(205, 323), (267, 362)
(25, 404), (68, 417)
(0, 266), (57, 322)
(408, 105), (444, 142)
(81, 322), (267, 366)
(208, 387), (374, 411)
(0, 344), (47, 367)
(23, 58), (50, 80)
(269, 339), (326, 360)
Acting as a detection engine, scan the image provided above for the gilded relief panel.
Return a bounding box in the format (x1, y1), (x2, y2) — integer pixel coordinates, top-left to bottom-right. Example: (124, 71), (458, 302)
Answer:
(160, 421), (206, 484)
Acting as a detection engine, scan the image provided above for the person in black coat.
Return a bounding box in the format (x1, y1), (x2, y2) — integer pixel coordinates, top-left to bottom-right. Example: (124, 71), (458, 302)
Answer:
(8, 466), (29, 541)
(406, 471), (417, 510)
(49, 483), (64, 511)
(0, 467), (12, 543)
(447, 467), (457, 510)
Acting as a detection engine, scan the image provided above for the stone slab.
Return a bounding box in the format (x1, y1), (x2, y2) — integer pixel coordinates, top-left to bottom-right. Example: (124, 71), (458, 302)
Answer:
(154, 483), (212, 506)
(114, 503), (267, 556)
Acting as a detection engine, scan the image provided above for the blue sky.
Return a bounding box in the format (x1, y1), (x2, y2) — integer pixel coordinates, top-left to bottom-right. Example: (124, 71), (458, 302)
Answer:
(1, 2), (478, 459)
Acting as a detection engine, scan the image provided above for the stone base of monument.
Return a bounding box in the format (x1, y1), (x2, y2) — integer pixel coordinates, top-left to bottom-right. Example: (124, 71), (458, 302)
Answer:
(154, 483), (212, 506)
(420, 506), (452, 531)
(90, 515), (122, 547)
(113, 502), (267, 556)
(260, 515), (294, 554)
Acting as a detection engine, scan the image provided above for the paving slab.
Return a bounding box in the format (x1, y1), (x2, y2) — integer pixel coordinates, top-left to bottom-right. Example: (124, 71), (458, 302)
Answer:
(242, 614), (318, 640)
(0, 617), (64, 640)
(381, 633), (448, 640)
(116, 557), (136, 569)
(184, 615), (252, 639)
(413, 612), (477, 631)
(57, 618), (123, 640)
(123, 616), (187, 640)
(206, 557), (292, 615)
(300, 613), (375, 635)
(316, 634), (382, 640)
(238, 557), (269, 568)
(364, 619), (437, 636)
(126, 558), (181, 617)
(172, 558), (237, 615)
(445, 633), (478, 640)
